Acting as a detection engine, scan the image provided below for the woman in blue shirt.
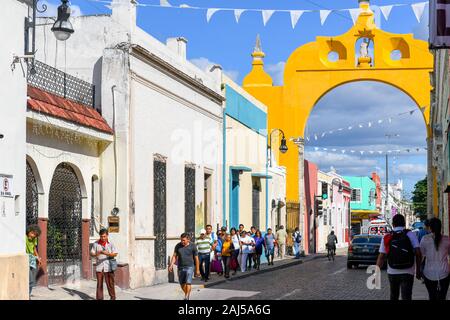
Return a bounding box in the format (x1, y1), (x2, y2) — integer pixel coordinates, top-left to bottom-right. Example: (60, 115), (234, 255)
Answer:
(253, 230), (265, 270)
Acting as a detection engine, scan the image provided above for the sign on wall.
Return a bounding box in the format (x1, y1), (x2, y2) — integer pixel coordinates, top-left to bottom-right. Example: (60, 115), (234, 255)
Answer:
(0, 175), (13, 198)
(430, 0), (450, 49)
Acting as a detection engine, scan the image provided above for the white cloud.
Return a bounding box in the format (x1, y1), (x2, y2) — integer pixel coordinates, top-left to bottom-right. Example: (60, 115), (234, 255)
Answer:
(395, 163), (427, 175)
(266, 61), (285, 86)
(190, 57), (239, 83)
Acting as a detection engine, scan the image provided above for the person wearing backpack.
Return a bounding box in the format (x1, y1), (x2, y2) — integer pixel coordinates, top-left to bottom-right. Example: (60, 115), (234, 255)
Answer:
(292, 227), (302, 259)
(376, 214), (422, 300)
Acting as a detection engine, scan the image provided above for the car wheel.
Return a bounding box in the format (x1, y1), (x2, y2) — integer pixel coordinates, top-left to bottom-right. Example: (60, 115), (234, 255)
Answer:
(347, 262), (353, 269)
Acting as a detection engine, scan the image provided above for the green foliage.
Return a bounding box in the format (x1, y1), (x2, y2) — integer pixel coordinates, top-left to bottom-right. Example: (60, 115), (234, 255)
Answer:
(411, 177), (427, 219)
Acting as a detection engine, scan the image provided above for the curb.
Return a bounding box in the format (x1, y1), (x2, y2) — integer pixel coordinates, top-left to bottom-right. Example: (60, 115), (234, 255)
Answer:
(201, 254), (326, 288)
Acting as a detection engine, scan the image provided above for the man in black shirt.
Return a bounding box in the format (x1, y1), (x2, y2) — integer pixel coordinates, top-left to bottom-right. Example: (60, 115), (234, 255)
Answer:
(169, 233), (200, 300)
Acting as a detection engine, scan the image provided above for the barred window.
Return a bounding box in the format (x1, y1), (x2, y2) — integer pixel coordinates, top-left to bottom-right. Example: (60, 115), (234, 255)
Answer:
(351, 189), (361, 202)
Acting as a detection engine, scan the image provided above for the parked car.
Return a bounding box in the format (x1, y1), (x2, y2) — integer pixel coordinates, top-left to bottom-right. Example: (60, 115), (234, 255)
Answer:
(347, 234), (385, 269)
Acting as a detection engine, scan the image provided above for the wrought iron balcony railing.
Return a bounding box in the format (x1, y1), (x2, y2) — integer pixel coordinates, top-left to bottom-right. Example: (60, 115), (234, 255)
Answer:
(27, 60), (95, 108)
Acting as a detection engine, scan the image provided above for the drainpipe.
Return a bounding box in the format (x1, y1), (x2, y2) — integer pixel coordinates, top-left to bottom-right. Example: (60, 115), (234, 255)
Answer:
(266, 133), (269, 230)
(222, 90), (227, 228)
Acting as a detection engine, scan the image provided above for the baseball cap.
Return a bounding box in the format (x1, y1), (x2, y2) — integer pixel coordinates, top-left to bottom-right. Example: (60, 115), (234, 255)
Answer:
(200, 228), (206, 234)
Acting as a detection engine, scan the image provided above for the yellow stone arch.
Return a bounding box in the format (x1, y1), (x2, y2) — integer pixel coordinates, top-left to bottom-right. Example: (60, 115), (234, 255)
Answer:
(243, 1), (434, 205)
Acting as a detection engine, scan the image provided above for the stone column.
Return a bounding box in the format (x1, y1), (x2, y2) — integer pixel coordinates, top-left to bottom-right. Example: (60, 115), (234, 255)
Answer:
(37, 217), (48, 286)
(293, 137), (306, 255)
(81, 219), (91, 280)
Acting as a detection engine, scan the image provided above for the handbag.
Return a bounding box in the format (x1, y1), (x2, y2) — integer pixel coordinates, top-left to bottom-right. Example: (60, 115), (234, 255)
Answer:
(230, 256), (239, 270)
(210, 257), (223, 273)
(109, 257), (118, 272)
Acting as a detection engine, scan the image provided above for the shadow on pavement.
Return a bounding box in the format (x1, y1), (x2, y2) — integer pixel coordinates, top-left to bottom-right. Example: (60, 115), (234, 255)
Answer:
(62, 287), (95, 300)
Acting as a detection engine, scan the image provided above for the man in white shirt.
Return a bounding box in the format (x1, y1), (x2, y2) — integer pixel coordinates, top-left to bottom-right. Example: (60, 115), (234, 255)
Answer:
(376, 214), (421, 300)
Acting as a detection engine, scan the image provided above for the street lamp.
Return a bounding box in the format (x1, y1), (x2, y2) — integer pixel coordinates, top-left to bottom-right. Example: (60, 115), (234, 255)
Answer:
(268, 128), (288, 167)
(384, 133), (400, 217)
(25, 0), (74, 55)
(51, 0), (75, 41)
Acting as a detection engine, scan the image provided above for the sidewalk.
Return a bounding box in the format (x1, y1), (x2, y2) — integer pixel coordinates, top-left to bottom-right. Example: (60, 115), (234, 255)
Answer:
(193, 253), (327, 288)
(31, 253), (325, 300)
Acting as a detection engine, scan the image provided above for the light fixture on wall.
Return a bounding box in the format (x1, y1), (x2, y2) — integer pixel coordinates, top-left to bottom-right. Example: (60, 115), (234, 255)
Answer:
(268, 128), (289, 167)
(51, 0), (75, 41)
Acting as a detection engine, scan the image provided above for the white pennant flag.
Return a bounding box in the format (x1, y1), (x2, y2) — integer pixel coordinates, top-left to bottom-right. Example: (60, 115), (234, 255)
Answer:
(321, 132), (326, 137)
(351, 150), (355, 153)
(348, 126), (353, 130)
(378, 151), (383, 154)
(360, 151), (365, 155)
(411, 2), (427, 23)
(290, 10), (304, 29)
(160, 0), (171, 7)
(314, 134), (318, 140)
(320, 10), (332, 26)
(332, 149), (337, 152)
(348, 8), (360, 25)
(206, 8), (220, 23)
(380, 5), (393, 21)
(369, 151), (374, 154)
(359, 124), (364, 128)
(323, 148), (328, 151)
(342, 150), (346, 154)
(314, 147), (319, 151)
(368, 122), (372, 127)
(179, 4), (190, 8)
(306, 137), (310, 142)
(262, 10), (275, 26)
(234, 9), (246, 23)
(378, 119), (383, 124)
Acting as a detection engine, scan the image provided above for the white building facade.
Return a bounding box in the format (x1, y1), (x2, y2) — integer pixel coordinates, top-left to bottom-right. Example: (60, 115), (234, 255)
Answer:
(33, 0), (224, 289)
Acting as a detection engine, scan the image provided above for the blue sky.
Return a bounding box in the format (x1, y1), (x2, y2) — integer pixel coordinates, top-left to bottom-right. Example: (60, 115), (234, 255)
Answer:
(43, 0), (429, 196)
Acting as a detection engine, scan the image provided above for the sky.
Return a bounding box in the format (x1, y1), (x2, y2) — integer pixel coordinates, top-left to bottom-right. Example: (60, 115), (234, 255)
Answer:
(42, 0), (430, 197)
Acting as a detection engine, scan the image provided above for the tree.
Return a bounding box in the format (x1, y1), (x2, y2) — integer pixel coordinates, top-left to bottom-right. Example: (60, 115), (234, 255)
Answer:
(411, 177), (427, 220)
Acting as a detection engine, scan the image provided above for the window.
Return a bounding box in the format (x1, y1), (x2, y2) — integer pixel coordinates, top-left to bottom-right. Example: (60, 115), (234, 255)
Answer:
(323, 208), (327, 226)
(329, 208), (332, 226)
(351, 189), (361, 202)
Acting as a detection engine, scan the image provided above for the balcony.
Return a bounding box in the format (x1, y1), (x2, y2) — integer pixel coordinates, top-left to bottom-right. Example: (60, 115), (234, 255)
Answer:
(27, 60), (95, 109)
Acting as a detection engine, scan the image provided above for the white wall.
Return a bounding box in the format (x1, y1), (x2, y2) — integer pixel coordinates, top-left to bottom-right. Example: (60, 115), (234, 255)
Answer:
(0, 0), (28, 254)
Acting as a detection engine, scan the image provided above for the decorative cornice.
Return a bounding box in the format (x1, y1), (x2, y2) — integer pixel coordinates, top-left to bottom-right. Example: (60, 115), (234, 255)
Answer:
(130, 45), (225, 105)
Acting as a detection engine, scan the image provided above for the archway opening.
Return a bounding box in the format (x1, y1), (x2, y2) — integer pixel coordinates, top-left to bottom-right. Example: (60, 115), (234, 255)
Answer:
(26, 160), (39, 227)
(304, 81), (427, 252)
(47, 162), (83, 285)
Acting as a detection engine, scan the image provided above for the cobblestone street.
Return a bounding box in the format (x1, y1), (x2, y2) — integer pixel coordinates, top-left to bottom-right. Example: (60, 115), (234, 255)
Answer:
(212, 252), (433, 300)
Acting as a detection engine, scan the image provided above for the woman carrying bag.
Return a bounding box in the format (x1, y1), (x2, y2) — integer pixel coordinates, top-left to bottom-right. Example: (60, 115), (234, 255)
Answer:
(419, 218), (450, 300)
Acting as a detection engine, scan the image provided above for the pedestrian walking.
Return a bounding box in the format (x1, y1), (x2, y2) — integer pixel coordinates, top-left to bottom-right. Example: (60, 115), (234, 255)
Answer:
(90, 228), (118, 300)
(376, 214), (421, 300)
(238, 224), (245, 235)
(196, 229), (211, 282)
(221, 234), (234, 278)
(205, 224), (218, 263)
(169, 233), (201, 300)
(276, 225), (287, 259)
(214, 231), (225, 276)
(230, 227), (240, 275)
(246, 231), (256, 269)
(292, 227), (302, 258)
(26, 225), (41, 298)
(250, 226), (257, 237)
(419, 218), (450, 300)
(264, 228), (276, 265)
(253, 230), (264, 270)
(239, 231), (251, 272)
(417, 219), (431, 243)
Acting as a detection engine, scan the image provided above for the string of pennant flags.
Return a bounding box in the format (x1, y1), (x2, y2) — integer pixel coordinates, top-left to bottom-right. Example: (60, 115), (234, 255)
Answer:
(306, 146), (427, 155)
(305, 107), (423, 143)
(89, 0), (430, 28)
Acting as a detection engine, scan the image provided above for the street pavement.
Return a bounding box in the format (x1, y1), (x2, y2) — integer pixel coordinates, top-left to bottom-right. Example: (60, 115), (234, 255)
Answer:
(31, 250), (439, 300)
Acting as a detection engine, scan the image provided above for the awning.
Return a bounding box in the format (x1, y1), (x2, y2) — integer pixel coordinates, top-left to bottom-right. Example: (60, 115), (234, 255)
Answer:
(252, 173), (273, 179)
(230, 166), (252, 172)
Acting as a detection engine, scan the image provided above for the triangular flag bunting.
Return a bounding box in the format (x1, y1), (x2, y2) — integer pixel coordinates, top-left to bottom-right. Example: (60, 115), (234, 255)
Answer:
(234, 9), (246, 23)
(321, 132), (326, 137)
(160, 0), (171, 7)
(207, 8), (220, 23)
(380, 5), (393, 21)
(262, 10), (275, 26)
(290, 10), (304, 29)
(320, 10), (332, 26)
(348, 8), (360, 25)
(411, 2), (427, 23)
